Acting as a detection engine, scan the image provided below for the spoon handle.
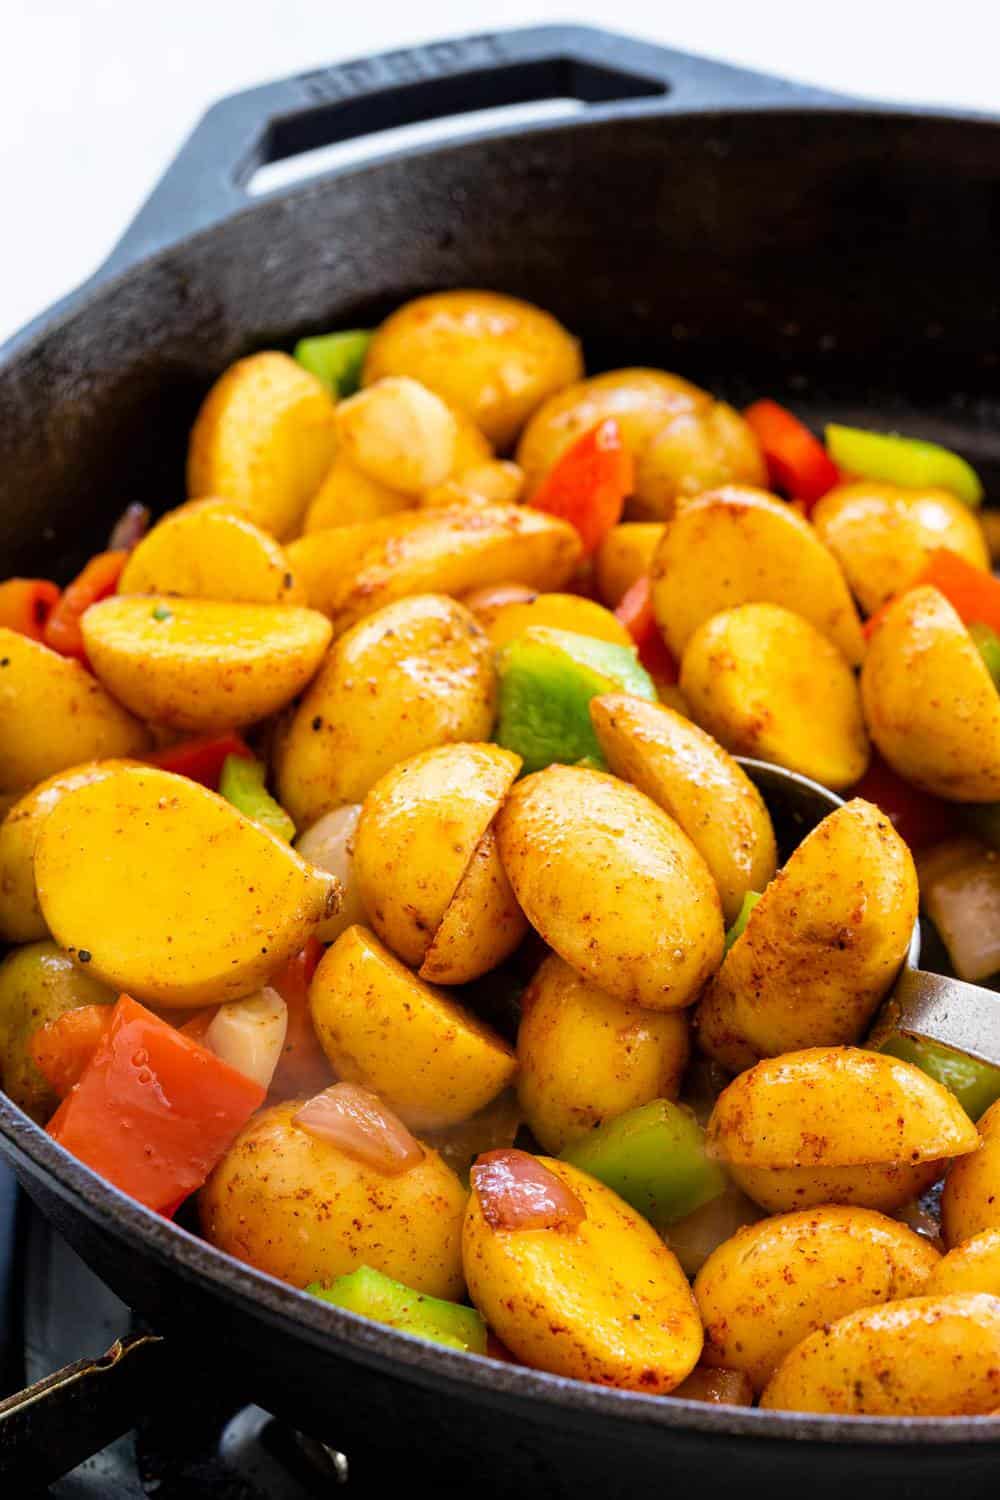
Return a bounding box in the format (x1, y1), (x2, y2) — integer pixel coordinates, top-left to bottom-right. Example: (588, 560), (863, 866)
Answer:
(883, 967), (1000, 1069)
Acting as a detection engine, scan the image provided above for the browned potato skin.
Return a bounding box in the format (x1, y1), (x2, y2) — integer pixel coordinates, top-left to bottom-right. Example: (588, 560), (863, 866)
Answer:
(697, 799), (918, 1071)
(516, 953), (689, 1153)
(942, 1099), (1000, 1248)
(928, 1229), (1000, 1295)
(200, 1100), (467, 1297)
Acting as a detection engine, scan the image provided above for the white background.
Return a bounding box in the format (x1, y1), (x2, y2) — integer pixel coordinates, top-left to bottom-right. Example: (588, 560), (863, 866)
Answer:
(2, 0), (999, 344)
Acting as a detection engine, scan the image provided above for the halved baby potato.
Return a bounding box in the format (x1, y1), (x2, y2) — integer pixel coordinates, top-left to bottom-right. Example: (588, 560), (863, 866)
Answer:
(118, 499), (306, 604)
(942, 1098), (1000, 1248)
(421, 460), (524, 510)
(679, 603), (870, 791)
(651, 486), (865, 665)
(335, 377), (458, 495)
(418, 825), (527, 985)
(81, 595), (331, 732)
(475, 591), (632, 650)
(594, 522), (664, 607)
(302, 456), (414, 531)
(632, 403), (767, 520)
(928, 1228), (1000, 1296)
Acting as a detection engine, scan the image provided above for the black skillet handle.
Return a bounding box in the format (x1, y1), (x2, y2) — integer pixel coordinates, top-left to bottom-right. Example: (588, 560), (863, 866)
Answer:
(101, 24), (838, 279)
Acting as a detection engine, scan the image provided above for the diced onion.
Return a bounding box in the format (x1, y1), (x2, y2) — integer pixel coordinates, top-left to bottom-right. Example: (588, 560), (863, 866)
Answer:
(672, 1365), (754, 1406)
(295, 805), (365, 943)
(108, 502), (151, 551)
(203, 987), (287, 1091)
(918, 838), (1000, 983)
(293, 1082), (424, 1175)
(471, 1148), (586, 1232)
(663, 1177), (762, 1277)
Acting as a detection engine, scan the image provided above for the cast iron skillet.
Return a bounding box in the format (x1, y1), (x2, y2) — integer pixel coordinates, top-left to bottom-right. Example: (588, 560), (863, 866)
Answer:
(0, 25), (998, 1495)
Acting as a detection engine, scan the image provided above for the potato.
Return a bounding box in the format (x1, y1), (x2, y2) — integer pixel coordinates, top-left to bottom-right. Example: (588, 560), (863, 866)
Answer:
(275, 594), (496, 828)
(680, 603), (870, 791)
(310, 926), (516, 1129)
(302, 456), (413, 531)
(516, 953), (689, 1153)
(590, 694), (777, 924)
(861, 585), (1000, 801)
(421, 461), (524, 510)
(694, 1205), (939, 1391)
(760, 1293), (1000, 1415)
(463, 1156), (702, 1390)
(201, 1098), (466, 1296)
(364, 290), (583, 449)
(0, 940), (116, 1121)
(34, 765), (338, 1007)
(478, 591), (632, 650)
(118, 499), (306, 604)
(286, 516), (408, 613)
(652, 486), (864, 665)
(81, 595), (331, 733)
(0, 629), (150, 793)
(418, 825), (528, 984)
(496, 765), (724, 1011)
(632, 403), (767, 520)
(697, 799), (918, 1070)
(942, 1098), (1000, 1247)
(707, 1047), (979, 1213)
(353, 742), (520, 969)
(594, 523), (665, 606)
(293, 804), (364, 943)
(812, 482), (990, 614)
(335, 377), (458, 494)
(928, 1229), (1000, 1296)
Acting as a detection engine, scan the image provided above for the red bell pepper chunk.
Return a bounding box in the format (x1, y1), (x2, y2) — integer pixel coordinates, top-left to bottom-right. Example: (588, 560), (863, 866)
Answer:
(743, 399), (840, 511)
(864, 547), (1000, 640)
(44, 550), (127, 662)
(849, 753), (954, 852)
(267, 937), (333, 1101)
(614, 575), (679, 684)
(30, 1005), (114, 1099)
(47, 995), (264, 1214)
(530, 419), (632, 556)
(148, 733), (254, 789)
(0, 578), (61, 642)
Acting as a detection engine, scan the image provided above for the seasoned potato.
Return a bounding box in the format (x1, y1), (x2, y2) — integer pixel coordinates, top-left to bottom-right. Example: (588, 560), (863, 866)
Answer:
(364, 290), (583, 449)
(118, 499), (306, 604)
(81, 595), (331, 733)
(590, 694), (777, 924)
(35, 765), (338, 1007)
(707, 1047), (979, 1213)
(303, 456), (413, 531)
(186, 352), (337, 539)
(310, 926), (516, 1129)
(293, 804), (364, 944)
(421, 461), (524, 510)
(463, 1156), (702, 1390)
(516, 953), (689, 1153)
(275, 594), (496, 828)
(286, 516), (408, 613)
(697, 799), (918, 1070)
(418, 825), (528, 985)
(0, 629), (150, 793)
(861, 585), (1000, 801)
(594, 523), (664, 606)
(694, 1206), (939, 1391)
(928, 1229), (1000, 1296)
(354, 743), (521, 970)
(760, 1293), (1000, 1415)
(680, 603), (870, 791)
(812, 482), (990, 614)
(477, 591), (632, 649)
(652, 486), (864, 665)
(201, 1098), (466, 1296)
(335, 377), (458, 494)
(496, 765), (724, 1012)
(0, 941), (116, 1121)
(942, 1098), (1000, 1247)
(632, 403), (767, 520)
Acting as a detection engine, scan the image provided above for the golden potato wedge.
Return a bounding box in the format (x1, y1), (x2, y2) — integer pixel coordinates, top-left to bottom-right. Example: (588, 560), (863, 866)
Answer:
(861, 585), (1000, 800)
(942, 1098), (1000, 1247)
(652, 486), (864, 665)
(34, 765), (338, 1006)
(310, 926), (516, 1129)
(81, 595), (331, 733)
(201, 1098), (466, 1296)
(495, 765), (724, 1011)
(335, 377), (458, 494)
(0, 629), (150, 793)
(760, 1293), (1000, 1415)
(707, 1047), (979, 1213)
(697, 799), (918, 1070)
(275, 594), (496, 828)
(463, 1155), (702, 1391)
(302, 455), (412, 532)
(418, 825), (527, 984)
(594, 522), (664, 606)
(632, 403), (766, 520)
(364, 290), (583, 449)
(421, 461), (524, 510)
(293, 804), (364, 944)
(590, 694), (777, 924)
(680, 603), (870, 791)
(118, 499), (306, 603)
(695, 1205), (939, 1391)
(186, 351), (337, 539)
(928, 1229), (1000, 1296)
(516, 953), (689, 1153)
(478, 591), (632, 650)
(286, 516), (407, 613)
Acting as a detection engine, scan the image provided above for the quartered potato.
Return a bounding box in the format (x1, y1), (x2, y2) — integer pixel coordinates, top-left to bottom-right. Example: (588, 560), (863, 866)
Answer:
(516, 953), (689, 1153)
(496, 764), (724, 1011)
(117, 499), (306, 604)
(286, 516), (408, 613)
(651, 486), (865, 665)
(695, 1206), (939, 1391)
(81, 595), (331, 732)
(680, 603), (870, 791)
(34, 765), (338, 1007)
(419, 825), (527, 985)
(942, 1098), (1000, 1247)
(862, 585), (1000, 801)
(303, 455), (413, 531)
(275, 594), (496, 828)
(0, 629), (150, 793)
(187, 351), (337, 539)
(335, 377), (458, 494)
(590, 694), (777, 924)
(928, 1228), (1000, 1295)
(697, 799), (918, 1070)
(475, 591), (632, 650)
(594, 522), (664, 607)
(707, 1047), (979, 1213)
(421, 460), (524, 510)
(201, 1098), (467, 1297)
(310, 926), (517, 1129)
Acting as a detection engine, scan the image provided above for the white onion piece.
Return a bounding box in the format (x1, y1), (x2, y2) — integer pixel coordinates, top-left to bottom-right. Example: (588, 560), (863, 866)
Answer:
(295, 805), (364, 942)
(663, 1177), (762, 1277)
(918, 838), (1000, 983)
(293, 1082), (424, 1175)
(204, 987), (288, 1091)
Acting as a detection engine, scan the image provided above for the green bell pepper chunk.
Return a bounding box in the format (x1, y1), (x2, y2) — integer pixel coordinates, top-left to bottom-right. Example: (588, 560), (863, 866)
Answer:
(825, 424), (983, 508)
(724, 890), (761, 952)
(293, 330), (372, 398)
(878, 1032), (1000, 1123)
(970, 622), (1000, 689)
(219, 753), (296, 842)
(307, 1266), (487, 1353)
(496, 626), (656, 774)
(561, 1099), (726, 1226)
